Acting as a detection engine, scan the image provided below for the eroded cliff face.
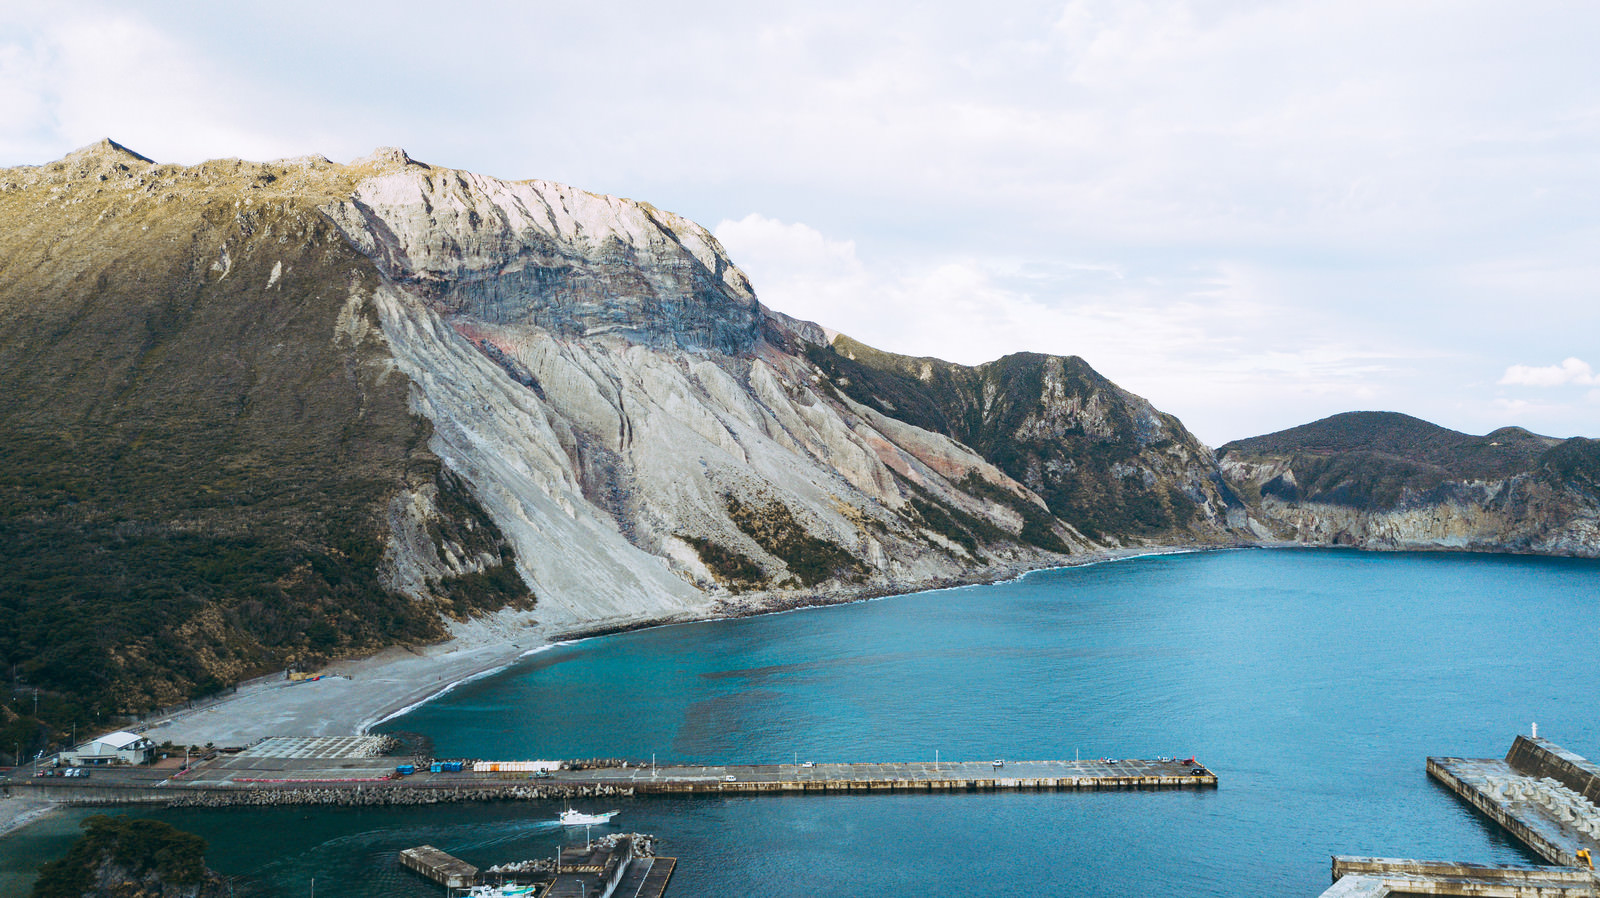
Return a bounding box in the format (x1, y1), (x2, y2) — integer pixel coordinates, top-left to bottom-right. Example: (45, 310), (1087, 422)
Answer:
(0, 140), (1265, 714)
(1219, 414), (1600, 557)
(319, 152), (1141, 627)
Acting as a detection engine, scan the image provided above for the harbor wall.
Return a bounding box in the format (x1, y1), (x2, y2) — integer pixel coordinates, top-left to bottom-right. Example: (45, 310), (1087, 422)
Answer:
(1507, 737), (1600, 807)
(1426, 757), (1580, 866)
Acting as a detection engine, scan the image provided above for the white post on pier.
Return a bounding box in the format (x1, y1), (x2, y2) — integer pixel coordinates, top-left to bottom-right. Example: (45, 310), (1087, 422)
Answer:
(1532, 722), (1538, 738)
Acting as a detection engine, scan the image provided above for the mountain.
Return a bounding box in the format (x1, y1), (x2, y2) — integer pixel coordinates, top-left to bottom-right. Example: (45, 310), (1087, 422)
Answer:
(1218, 412), (1600, 555)
(0, 141), (1251, 724)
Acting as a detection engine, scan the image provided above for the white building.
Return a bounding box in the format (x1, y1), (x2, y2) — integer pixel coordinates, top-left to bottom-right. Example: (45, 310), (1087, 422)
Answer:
(60, 731), (155, 766)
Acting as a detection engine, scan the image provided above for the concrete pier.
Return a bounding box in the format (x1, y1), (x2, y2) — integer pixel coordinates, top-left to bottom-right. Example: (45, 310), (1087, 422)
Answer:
(1428, 737), (1600, 868)
(399, 844), (478, 889)
(1315, 737), (1600, 896)
(2, 744), (1215, 806)
(1323, 857), (1598, 897)
(578, 758), (1214, 794)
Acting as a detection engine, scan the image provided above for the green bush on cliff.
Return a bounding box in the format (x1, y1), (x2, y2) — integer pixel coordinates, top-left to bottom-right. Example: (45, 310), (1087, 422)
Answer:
(724, 495), (863, 587)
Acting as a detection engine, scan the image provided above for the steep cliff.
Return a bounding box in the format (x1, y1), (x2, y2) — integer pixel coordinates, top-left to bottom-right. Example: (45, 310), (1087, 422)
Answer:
(807, 335), (1249, 542)
(0, 140), (1252, 721)
(1219, 412), (1600, 556)
(0, 142), (532, 714)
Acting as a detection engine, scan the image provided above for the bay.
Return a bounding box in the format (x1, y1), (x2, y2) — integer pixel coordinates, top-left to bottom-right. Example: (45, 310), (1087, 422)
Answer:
(3, 548), (1595, 896)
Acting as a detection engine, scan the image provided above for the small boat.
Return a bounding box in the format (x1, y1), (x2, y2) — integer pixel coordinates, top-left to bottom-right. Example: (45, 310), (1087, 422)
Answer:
(560, 808), (618, 826)
(466, 885), (540, 898)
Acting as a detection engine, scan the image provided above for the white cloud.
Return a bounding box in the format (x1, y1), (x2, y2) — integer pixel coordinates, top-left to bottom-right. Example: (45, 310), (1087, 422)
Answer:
(4, 0), (1598, 441)
(1499, 358), (1597, 388)
(0, 4), (369, 166)
(716, 214), (1438, 445)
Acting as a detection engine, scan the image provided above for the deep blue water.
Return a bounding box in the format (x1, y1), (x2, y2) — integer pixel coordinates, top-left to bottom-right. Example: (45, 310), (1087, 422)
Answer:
(3, 548), (1596, 896)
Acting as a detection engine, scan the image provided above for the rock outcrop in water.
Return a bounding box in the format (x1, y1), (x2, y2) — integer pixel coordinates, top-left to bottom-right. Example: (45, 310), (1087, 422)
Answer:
(1219, 412), (1600, 556)
(30, 816), (229, 898)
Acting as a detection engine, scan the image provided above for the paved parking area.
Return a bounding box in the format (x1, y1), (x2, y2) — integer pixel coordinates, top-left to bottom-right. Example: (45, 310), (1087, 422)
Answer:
(238, 736), (389, 759)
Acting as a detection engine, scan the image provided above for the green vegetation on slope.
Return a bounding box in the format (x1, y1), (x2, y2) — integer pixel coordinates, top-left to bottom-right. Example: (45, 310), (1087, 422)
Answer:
(0, 144), (528, 728)
(680, 535), (767, 589)
(1537, 437), (1600, 490)
(1217, 412), (1579, 509)
(724, 495), (864, 586)
(807, 337), (1209, 540)
(33, 816), (217, 898)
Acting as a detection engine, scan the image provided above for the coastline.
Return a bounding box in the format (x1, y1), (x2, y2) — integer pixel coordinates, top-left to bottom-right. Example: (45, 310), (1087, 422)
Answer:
(0, 542), (1229, 841)
(134, 541), (1244, 752)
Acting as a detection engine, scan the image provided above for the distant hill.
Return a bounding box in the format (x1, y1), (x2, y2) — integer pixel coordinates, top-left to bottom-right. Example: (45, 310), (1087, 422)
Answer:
(1217, 411), (1563, 508)
(1219, 411), (1598, 554)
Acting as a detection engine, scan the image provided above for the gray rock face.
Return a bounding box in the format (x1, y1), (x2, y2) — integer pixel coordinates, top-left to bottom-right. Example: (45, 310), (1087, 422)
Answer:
(325, 168), (762, 354)
(312, 156), (1128, 629)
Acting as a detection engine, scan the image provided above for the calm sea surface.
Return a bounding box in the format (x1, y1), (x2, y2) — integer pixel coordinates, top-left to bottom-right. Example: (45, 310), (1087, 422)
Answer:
(3, 548), (1596, 896)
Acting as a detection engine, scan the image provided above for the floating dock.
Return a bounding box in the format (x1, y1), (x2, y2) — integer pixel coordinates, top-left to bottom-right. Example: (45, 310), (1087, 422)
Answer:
(566, 758), (1214, 793)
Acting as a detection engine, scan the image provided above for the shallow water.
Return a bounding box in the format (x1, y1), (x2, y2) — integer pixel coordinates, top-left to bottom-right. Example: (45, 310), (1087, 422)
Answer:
(3, 548), (1596, 896)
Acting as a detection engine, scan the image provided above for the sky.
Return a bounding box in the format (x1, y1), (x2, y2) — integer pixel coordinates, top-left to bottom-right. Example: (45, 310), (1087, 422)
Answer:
(2, 0), (1596, 446)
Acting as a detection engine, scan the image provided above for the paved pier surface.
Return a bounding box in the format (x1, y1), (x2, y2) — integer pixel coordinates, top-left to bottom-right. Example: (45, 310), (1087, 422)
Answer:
(2, 736), (1214, 801)
(573, 758), (1214, 793)
(1321, 857), (1598, 897)
(1429, 737), (1600, 868)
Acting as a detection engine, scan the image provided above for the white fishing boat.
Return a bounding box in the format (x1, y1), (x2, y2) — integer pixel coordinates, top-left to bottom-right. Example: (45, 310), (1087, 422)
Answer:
(464, 885), (541, 898)
(559, 808), (618, 826)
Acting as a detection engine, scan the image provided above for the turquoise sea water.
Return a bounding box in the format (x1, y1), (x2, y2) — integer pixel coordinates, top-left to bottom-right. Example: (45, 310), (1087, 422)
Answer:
(2, 548), (1596, 896)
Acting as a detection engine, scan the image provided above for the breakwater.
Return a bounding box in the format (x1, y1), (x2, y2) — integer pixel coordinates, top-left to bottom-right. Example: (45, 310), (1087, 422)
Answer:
(7, 780), (636, 808)
(3, 754), (1212, 808)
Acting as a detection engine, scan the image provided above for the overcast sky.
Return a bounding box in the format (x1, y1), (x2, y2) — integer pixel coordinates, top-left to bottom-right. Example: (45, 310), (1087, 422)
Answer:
(4, 1), (1596, 445)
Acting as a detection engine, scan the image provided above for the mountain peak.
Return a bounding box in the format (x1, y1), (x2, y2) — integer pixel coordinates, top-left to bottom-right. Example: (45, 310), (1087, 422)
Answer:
(350, 146), (426, 169)
(64, 138), (154, 165)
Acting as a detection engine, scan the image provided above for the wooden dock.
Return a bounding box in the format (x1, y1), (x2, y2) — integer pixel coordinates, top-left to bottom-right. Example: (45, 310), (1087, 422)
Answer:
(570, 758), (1215, 793)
